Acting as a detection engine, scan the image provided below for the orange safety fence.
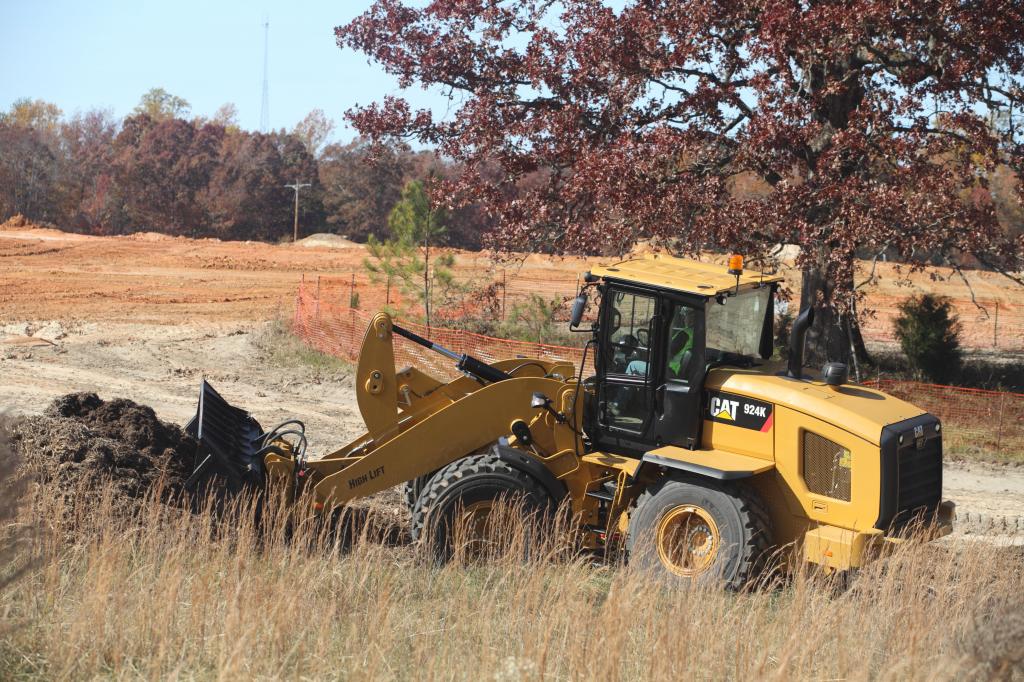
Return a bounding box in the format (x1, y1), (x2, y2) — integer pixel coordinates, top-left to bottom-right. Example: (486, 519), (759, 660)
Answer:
(304, 274), (1024, 351)
(293, 279), (588, 384)
(866, 380), (1024, 457)
(857, 294), (1024, 351)
(294, 277), (1023, 456)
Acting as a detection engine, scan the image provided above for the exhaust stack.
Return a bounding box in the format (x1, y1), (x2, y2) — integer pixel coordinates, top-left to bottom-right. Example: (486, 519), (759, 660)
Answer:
(787, 306), (815, 379)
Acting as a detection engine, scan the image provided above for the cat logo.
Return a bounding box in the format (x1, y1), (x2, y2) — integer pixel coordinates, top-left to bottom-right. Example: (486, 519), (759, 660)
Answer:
(706, 390), (774, 432)
(709, 396), (739, 421)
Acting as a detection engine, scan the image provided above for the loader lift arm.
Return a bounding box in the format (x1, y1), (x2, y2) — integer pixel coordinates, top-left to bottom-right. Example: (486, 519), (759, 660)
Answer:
(391, 324), (511, 385)
(311, 375), (578, 511)
(186, 311), (580, 518)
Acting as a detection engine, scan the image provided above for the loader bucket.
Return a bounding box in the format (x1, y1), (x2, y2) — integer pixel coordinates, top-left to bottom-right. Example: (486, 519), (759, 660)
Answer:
(184, 380), (266, 494)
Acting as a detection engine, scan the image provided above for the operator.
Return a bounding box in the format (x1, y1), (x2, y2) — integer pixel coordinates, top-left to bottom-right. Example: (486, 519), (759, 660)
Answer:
(666, 326), (693, 377)
(625, 306), (694, 379)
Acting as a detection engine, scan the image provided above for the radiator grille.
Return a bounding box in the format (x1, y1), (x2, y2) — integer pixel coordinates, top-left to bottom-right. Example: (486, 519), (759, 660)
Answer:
(803, 431), (852, 501)
(897, 437), (942, 515)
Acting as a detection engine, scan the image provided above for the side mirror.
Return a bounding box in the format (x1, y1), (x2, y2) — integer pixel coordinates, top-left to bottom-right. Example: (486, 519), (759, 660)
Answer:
(569, 293), (588, 329)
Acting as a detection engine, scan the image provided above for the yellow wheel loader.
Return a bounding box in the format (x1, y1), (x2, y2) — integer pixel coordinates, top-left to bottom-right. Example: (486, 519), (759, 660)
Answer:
(184, 254), (953, 586)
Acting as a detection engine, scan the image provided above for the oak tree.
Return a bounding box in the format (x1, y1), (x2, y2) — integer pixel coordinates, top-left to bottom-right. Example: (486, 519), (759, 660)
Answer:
(293, 108), (336, 156)
(338, 0), (1024, 362)
(132, 88), (191, 122)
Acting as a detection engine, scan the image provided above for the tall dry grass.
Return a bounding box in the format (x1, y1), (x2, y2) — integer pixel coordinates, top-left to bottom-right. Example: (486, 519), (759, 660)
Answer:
(1, 477), (1022, 681)
(0, 416), (36, 603)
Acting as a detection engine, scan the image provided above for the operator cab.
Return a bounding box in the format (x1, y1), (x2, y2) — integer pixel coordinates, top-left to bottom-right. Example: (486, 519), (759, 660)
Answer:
(577, 254), (780, 455)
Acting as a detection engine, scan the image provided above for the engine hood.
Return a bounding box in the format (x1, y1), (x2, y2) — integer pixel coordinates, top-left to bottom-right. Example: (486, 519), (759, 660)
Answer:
(705, 367), (926, 445)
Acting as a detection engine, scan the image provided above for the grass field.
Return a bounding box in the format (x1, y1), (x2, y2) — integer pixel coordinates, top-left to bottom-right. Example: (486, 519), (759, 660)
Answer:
(1, 468), (1022, 681)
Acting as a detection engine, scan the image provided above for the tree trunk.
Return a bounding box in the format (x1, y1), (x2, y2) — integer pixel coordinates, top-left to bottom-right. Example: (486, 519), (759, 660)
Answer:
(423, 231), (431, 332)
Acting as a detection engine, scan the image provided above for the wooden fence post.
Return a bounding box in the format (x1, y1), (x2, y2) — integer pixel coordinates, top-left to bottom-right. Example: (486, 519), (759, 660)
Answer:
(294, 273), (304, 328)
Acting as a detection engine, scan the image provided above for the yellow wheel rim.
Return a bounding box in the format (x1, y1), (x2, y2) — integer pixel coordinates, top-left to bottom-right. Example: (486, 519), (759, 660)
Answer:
(656, 505), (720, 577)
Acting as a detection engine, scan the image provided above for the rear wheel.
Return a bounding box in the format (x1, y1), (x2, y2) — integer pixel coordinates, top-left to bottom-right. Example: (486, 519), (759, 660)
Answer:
(626, 477), (772, 589)
(410, 453), (553, 563)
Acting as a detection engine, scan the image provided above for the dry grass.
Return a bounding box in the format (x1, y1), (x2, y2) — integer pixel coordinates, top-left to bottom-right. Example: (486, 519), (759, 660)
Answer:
(0, 416), (36, 602)
(254, 319), (352, 376)
(1, 478), (1022, 681)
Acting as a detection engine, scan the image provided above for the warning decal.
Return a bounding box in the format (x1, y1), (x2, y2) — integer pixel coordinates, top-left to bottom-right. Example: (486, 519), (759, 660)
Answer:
(705, 391), (774, 432)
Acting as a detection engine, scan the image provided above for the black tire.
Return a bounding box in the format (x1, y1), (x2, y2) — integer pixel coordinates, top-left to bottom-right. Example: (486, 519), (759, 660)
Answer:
(626, 476), (772, 590)
(402, 472), (437, 511)
(410, 453), (553, 563)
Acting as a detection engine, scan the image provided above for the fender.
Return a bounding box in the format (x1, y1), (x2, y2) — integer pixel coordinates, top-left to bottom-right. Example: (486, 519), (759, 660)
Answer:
(636, 445), (774, 482)
(491, 443), (568, 503)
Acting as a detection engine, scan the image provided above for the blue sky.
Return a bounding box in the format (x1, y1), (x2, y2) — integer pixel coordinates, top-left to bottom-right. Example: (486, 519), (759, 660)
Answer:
(0, 0), (452, 142)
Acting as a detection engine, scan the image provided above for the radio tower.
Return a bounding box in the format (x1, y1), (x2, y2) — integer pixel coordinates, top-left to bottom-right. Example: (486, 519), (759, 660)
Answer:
(259, 16), (270, 133)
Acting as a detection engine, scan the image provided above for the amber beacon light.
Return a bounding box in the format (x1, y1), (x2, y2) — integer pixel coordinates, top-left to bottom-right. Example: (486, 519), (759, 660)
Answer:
(727, 254), (744, 275)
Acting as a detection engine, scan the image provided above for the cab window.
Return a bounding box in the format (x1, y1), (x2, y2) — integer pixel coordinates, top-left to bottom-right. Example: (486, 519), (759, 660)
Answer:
(705, 288), (770, 360)
(604, 291), (657, 377)
(601, 290), (657, 435)
(665, 304), (699, 382)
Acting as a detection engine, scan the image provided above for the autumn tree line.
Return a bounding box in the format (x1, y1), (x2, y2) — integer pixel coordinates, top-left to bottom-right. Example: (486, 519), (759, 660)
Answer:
(0, 89), (497, 247)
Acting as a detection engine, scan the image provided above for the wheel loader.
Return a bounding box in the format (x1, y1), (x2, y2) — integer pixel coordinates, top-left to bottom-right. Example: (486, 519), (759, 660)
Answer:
(185, 254), (953, 586)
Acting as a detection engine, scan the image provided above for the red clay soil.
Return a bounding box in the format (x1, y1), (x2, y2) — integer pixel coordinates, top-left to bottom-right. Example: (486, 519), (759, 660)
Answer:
(1, 226), (1020, 348)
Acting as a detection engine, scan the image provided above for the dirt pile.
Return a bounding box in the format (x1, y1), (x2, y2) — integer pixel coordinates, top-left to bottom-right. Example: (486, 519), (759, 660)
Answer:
(296, 232), (358, 249)
(10, 393), (197, 508)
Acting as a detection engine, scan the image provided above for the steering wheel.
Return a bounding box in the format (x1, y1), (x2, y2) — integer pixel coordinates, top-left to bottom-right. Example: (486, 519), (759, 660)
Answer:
(618, 333), (639, 355)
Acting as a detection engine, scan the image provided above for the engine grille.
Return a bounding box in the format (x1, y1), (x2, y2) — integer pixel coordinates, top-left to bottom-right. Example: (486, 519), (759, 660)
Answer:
(896, 436), (942, 514)
(803, 431), (852, 501)
(877, 415), (943, 531)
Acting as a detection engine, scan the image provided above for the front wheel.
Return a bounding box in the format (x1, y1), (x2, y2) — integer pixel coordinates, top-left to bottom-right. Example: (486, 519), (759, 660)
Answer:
(411, 453), (553, 563)
(626, 477), (772, 589)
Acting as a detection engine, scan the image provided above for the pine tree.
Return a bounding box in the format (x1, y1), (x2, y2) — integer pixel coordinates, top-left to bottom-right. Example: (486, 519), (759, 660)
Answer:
(364, 179), (463, 330)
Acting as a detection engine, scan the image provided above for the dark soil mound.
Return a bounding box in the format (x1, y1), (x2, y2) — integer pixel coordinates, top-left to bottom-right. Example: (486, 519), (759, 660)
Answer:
(10, 393), (197, 508)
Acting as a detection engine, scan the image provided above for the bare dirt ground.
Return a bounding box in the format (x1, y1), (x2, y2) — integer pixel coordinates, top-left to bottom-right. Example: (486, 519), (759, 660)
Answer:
(0, 321), (362, 453)
(2, 222), (1021, 347)
(1, 223), (1022, 542)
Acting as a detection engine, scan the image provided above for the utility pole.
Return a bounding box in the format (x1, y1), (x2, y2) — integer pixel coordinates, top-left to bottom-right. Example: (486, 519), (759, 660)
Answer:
(260, 17), (270, 133)
(284, 180), (311, 242)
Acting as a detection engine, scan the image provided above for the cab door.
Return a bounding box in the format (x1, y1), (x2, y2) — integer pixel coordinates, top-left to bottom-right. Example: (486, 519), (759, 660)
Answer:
(653, 299), (706, 449)
(593, 287), (662, 453)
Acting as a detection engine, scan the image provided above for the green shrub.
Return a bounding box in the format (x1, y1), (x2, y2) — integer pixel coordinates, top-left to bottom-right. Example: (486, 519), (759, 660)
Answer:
(501, 294), (566, 344)
(893, 294), (962, 383)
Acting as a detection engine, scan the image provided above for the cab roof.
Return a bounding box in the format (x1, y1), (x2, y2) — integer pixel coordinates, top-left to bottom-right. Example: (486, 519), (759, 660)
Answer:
(589, 254), (783, 296)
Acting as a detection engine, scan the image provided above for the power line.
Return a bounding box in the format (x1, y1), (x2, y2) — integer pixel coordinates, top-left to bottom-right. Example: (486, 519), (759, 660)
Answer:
(260, 16), (270, 133)
(284, 180), (311, 242)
